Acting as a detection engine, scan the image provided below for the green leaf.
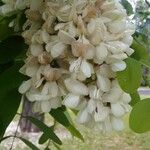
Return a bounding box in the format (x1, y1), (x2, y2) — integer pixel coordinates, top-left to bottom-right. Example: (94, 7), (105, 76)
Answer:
(28, 116), (62, 145)
(50, 107), (84, 142)
(19, 137), (40, 150)
(39, 133), (49, 144)
(117, 58), (142, 94)
(50, 107), (70, 127)
(0, 17), (14, 40)
(131, 39), (148, 61)
(53, 142), (62, 150)
(0, 62), (26, 138)
(121, 0), (133, 15)
(129, 98), (150, 133)
(0, 35), (27, 64)
(0, 61), (14, 74)
(67, 125), (84, 142)
(140, 59), (150, 69)
(130, 91), (141, 106)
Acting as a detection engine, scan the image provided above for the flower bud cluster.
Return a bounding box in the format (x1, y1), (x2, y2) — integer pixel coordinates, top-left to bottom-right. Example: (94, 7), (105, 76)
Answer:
(18, 0), (135, 132)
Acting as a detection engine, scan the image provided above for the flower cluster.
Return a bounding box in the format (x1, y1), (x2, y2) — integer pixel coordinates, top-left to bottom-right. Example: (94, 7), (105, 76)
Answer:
(0, 0), (29, 15)
(18, 0), (135, 132)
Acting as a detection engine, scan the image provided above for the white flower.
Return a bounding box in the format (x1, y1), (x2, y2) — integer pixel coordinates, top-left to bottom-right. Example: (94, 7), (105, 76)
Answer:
(58, 30), (75, 45)
(65, 78), (88, 96)
(19, 79), (31, 94)
(95, 43), (108, 63)
(63, 93), (80, 109)
(97, 74), (111, 92)
(18, 0), (135, 132)
(76, 108), (91, 124)
(111, 60), (127, 72)
(107, 19), (126, 34)
(20, 57), (40, 77)
(111, 103), (125, 117)
(111, 117), (124, 131)
(30, 44), (43, 57)
(94, 103), (109, 122)
(46, 39), (67, 58)
(70, 57), (94, 79)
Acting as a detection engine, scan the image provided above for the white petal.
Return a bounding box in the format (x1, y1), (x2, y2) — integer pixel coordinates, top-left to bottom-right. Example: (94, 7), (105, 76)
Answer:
(125, 48), (134, 56)
(19, 80), (31, 94)
(87, 19), (96, 34)
(63, 93), (80, 109)
(26, 64), (39, 77)
(41, 82), (50, 95)
(102, 87), (123, 103)
(58, 30), (75, 44)
(76, 109), (91, 124)
(41, 30), (50, 43)
(26, 92), (51, 102)
(69, 59), (80, 73)
(122, 35), (133, 46)
(107, 19), (126, 34)
(87, 99), (96, 114)
(41, 101), (51, 113)
(51, 42), (66, 58)
(76, 100), (87, 110)
(98, 64), (115, 78)
(97, 75), (111, 92)
(65, 78), (88, 95)
(80, 59), (92, 78)
(50, 97), (62, 109)
(111, 103), (125, 117)
(33, 102), (42, 113)
(48, 82), (59, 97)
(121, 93), (131, 103)
(94, 105), (109, 122)
(111, 117), (124, 131)
(96, 43), (108, 61)
(30, 44), (43, 57)
(111, 60), (126, 72)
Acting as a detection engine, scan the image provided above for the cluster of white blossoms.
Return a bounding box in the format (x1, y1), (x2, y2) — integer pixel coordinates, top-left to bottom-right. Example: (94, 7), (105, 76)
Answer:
(17, 0), (135, 132)
(0, 0), (29, 15)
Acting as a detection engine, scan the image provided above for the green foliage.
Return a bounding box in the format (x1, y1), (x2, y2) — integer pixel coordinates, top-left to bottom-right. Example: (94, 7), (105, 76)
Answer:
(27, 116), (62, 145)
(131, 38), (148, 61)
(19, 137), (40, 150)
(121, 0), (133, 15)
(0, 62), (26, 138)
(0, 35), (27, 64)
(117, 58), (142, 94)
(50, 107), (84, 141)
(50, 107), (70, 127)
(0, 16), (14, 40)
(130, 91), (141, 106)
(129, 98), (150, 133)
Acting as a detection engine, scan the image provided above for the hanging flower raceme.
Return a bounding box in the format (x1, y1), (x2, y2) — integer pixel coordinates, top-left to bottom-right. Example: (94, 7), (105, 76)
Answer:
(18, 0), (135, 132)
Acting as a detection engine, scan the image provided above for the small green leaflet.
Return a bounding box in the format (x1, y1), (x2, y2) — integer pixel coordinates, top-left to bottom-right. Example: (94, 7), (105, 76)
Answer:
(50, 107), (84, 142)
(19, 137), (40, 150)
(121, 0), (133, 15)
(129, 98), (150, 133)
(27, 116), (62, 145)
(131, 39), (148, 61)
(117, 58), (142, 94)
(130, 91), (141, 106)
